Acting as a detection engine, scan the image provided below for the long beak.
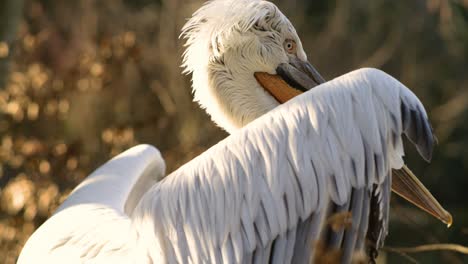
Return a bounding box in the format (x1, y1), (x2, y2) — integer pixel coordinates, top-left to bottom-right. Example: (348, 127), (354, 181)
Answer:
(254, 58), (452, 226)
(254, 57), (325, 103)
(393, 166), (452, 226)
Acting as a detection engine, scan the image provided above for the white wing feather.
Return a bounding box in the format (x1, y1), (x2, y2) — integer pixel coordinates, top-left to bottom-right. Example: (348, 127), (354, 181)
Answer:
(19, 68), (433, 263)
(18, 145), (166, 264)
(132, 68), (432, 263)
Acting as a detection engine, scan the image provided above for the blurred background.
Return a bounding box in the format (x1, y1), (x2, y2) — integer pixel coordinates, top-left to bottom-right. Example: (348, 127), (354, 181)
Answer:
(0, 0), (467, 263)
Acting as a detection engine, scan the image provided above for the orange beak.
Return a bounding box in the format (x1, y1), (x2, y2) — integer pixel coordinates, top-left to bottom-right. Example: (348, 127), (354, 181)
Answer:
(254, 72), (302, 103)
(254, 61), (452, 227)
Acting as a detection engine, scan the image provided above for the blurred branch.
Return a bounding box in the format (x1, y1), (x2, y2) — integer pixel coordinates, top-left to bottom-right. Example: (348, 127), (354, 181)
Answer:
(432, 88), (468, 142)
(384, 243), (468, 254)
(382, 247), (420, 264)
(391, 204), (465, 264)
(0, 0), (23, 89)
(432, 89), (468, 122)
(315, 0), (351, 47)
(358, 29), (401, 68)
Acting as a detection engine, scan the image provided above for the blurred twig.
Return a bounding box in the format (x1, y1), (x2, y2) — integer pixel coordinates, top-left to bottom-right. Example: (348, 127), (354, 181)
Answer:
(382, 247), (420, 264)
(431, 88), (468, 142)
(384, 244), (468, 255)
(358, 29), (401, 68)
(391, 203), (464, 263)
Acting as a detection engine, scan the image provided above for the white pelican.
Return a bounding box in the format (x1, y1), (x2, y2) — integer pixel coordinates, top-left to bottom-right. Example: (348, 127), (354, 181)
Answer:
(18, 0), (452, 263)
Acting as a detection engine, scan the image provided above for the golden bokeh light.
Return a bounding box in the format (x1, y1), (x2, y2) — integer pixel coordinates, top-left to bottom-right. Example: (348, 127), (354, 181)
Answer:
(0, 41), (9, 58)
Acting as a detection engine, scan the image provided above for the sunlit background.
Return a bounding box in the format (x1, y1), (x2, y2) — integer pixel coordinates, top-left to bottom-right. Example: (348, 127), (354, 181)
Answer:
(0, 0), (467, 263)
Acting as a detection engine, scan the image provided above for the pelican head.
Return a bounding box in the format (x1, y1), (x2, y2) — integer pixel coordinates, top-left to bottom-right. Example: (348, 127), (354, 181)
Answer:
(182, 0), (324, 133)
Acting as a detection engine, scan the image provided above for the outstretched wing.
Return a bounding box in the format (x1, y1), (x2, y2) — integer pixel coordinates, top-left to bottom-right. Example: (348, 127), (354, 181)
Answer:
(18, 144), (166, 264)
(133, 68), (434, 263)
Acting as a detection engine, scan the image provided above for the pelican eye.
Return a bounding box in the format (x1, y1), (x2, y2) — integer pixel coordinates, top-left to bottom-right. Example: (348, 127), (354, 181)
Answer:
(284, 39), (297, 54)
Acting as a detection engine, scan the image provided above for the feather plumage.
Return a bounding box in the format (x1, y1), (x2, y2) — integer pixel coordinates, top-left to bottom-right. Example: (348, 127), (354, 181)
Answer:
(18, 68), (432, 263)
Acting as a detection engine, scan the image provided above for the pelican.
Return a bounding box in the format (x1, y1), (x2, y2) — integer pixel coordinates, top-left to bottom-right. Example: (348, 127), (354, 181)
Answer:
(18, 0), (452, 263)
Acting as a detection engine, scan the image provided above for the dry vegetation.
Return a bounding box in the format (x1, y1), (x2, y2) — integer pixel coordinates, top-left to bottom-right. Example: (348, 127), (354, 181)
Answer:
(0, 0), (467, 263)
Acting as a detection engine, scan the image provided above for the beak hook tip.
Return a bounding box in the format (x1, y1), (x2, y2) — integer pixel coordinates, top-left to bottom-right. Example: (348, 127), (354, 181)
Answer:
(445, 212), (453, 228)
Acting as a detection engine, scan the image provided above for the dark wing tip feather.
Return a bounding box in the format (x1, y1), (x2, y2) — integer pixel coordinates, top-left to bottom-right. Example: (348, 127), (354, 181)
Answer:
(401, 101), (434, 162)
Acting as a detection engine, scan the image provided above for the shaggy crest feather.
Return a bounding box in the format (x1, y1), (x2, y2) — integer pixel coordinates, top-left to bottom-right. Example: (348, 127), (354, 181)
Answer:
(182, 0), (277, 72)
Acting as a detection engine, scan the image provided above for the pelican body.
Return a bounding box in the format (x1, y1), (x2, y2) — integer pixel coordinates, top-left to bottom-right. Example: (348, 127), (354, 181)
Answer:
(18, 0), (450, 263)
